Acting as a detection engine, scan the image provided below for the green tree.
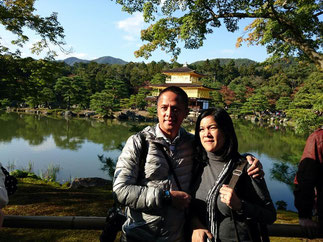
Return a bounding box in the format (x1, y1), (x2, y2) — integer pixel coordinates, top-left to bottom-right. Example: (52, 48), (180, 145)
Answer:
(243, 93), (270, 113)
(0, 0), (66, 56)
(229, 76), (255, 103)
(0, 56), (34, 104)
(276, 97), (291, 111)
(90, 92), (116, 116)
(286, 109), (322, 134)
(128, 88), (149, 110)
(120, 98), (130, 109)
(290, 71), (323, 110)
(222, 60), (239, 85)
(40, 87), (56, 107)
(54, 76), (89, 109)
(129, 94), (137, 109)
(211, 59), (224, 83)
(0, 98), (10, 108)
(150, 73), (166, 84)
(210, 91), (224, 108)
(116, 0), (322, 69)
(24, 59), (64, 108)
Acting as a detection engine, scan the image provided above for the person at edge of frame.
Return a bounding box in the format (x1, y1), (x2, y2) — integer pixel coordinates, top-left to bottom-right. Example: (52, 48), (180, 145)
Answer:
(0, 162), (9, 228)
(294, 128), (323, 239)
(113, 86), (264, 241)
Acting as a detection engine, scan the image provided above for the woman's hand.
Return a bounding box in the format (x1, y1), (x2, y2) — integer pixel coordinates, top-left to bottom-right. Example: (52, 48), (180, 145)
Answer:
(192, 228), (213, 242)
(246, 155), (264, 178)
(219, 184), (241, 210)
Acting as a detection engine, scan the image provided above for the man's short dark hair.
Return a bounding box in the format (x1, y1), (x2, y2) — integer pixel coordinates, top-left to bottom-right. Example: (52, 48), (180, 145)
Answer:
(157, 86), (189, 108)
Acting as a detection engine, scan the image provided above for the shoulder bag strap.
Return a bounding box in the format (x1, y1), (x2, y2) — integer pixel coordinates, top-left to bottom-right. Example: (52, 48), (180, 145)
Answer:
(156, 143), (183, 191)
(1, 167), (9, 177)
(228, 159), (248, 242)
(228, 159), (248, 189)
(137, 132), (148, 182)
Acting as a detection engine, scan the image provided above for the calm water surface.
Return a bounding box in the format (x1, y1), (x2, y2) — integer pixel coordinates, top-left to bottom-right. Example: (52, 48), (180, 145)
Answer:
(0, 111), (308, 211)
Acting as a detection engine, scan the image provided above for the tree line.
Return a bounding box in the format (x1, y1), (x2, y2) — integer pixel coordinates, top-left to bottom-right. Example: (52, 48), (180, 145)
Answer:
(0, 54), (321, 133)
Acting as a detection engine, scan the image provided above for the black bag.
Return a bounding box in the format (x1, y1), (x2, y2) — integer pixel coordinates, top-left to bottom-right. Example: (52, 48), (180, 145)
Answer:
(100, 205), (127, 242)
(100, 132), (148, 242)
(229, 159), (270, 242)
(1, 166), (17, 196)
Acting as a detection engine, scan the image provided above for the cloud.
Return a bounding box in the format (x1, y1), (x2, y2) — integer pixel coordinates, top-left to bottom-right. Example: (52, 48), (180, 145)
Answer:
(56, 51), (93, 60)
(116, 12), (144, 42)
(29, 138), (56, 152)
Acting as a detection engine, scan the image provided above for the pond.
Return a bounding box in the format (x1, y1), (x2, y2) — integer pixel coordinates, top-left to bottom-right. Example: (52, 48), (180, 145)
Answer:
(0, 111), (308, 211)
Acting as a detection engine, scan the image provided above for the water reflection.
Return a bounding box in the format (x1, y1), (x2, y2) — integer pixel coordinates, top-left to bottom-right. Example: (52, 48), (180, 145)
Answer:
(0, 111), (146, 151)
(270, 162), (297, 189)
(0, 111), (308, 211)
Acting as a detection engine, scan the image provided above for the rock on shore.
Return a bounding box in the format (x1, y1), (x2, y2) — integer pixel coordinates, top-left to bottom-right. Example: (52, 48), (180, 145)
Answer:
(69, 177), (112, 189)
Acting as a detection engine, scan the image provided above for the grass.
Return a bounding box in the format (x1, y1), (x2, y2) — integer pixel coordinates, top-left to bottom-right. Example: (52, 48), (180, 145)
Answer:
(4, 177), (113, 216)
(0, 228), (102, 242)
(1, 178), (322, 242)
(1, 177), (113, 241)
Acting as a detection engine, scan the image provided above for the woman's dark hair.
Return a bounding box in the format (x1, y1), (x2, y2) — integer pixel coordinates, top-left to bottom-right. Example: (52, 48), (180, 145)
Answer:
(195, 107), (239, 161)
(157, 86), (188, 108)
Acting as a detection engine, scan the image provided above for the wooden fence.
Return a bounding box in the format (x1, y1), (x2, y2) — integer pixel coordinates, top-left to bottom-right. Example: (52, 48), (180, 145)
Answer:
(3, 215), (322, 238)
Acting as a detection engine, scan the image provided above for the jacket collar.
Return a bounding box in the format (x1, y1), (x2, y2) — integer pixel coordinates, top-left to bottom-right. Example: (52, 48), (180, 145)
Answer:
(155, 124), (181, 145)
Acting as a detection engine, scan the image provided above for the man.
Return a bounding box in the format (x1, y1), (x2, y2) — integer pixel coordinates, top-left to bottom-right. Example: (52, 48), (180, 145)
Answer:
(113, 86), (262, 241)
(294, 128), (323, 238)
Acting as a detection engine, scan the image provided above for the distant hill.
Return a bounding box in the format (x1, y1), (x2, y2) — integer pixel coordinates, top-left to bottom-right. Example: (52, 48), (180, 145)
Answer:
(62, 56), (128, 66)
(92, 56), (127, 65)
(63, 57), (90, 66)
(191, 58), (257, 67)
(62, 56), (256, 66)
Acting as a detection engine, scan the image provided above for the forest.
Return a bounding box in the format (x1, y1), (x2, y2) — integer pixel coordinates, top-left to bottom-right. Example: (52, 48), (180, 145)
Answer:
(0, 0), (322, 134)
(0, 54), (321, 133)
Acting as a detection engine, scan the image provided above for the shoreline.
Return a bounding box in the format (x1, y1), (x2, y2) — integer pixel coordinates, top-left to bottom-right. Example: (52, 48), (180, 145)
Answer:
(3, 107), (295, 130)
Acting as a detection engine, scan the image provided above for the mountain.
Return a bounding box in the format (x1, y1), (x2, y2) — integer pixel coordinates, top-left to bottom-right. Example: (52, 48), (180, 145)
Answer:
(62, 56), (257, 66)
(92, 56), (127, 65)
(63, 57), (90, 66)
(62, 56), (127, 66)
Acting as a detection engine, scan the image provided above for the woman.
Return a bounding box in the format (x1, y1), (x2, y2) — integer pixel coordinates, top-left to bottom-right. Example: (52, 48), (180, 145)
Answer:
(191, 108), (276, 242)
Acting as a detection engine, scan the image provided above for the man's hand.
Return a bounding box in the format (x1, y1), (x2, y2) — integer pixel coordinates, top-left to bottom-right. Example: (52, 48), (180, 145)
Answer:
(192, 228), (213, 242)
(299, 218), (319, 239)
(191, 217), (213, 242)
(170, 190), (191, 209)
(246, 155), (264, 178)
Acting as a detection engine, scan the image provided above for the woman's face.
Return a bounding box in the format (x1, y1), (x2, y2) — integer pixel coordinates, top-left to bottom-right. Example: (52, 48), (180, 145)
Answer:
(199, 115), (226, 153)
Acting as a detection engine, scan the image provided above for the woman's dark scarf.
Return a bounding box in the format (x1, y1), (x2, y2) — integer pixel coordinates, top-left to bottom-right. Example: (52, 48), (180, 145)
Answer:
(205, 154), (235, 237)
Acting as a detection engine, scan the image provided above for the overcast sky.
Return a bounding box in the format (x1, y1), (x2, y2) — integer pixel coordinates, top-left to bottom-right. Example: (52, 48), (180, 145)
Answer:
(0, 0), (271, 64)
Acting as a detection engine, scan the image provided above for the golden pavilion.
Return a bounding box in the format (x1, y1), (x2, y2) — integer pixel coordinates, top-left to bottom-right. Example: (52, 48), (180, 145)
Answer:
(148, 64), (214, 110)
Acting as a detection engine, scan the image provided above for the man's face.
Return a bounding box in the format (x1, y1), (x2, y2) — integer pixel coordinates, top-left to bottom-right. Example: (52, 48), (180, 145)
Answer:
(157, 91), (188, 139)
